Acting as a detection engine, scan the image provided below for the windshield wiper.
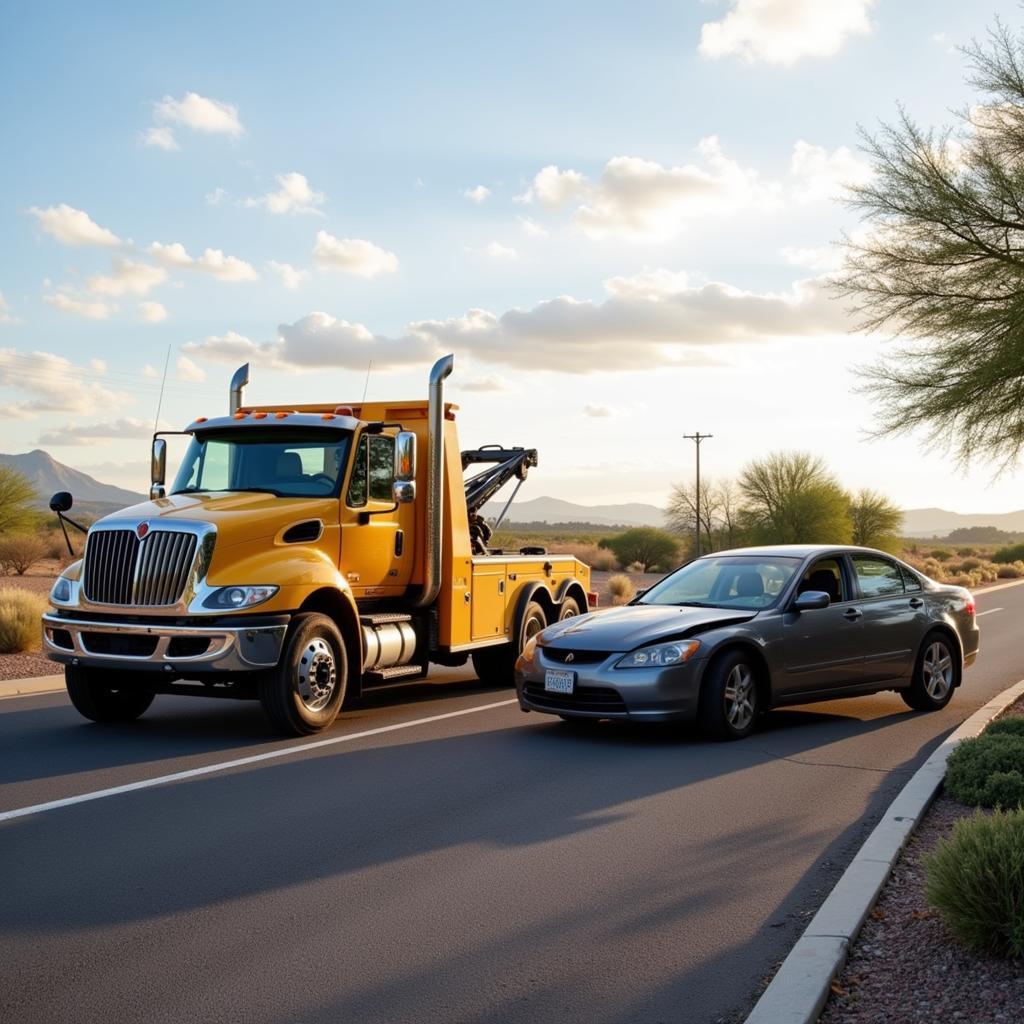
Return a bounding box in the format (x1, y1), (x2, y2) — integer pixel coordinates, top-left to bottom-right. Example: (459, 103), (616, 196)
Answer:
(230, 487), (284, 497)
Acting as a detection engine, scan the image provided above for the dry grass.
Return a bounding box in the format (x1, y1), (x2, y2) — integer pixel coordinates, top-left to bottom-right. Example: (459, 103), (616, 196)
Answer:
(0, 533), (49, 575)
(607, 573), (636, 606)
(0, 590), (48, 654)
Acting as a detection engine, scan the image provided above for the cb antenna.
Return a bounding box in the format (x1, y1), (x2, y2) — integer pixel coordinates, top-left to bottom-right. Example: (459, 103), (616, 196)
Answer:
(362, 359), (373, 402)
(153, 344), (171, 431)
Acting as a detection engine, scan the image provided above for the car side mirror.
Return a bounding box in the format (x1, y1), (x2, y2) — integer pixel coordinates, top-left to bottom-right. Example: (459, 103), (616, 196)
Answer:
(793, 590), (830, 612)
(150, 437), (167, 500)
(50, 491), (73, 513)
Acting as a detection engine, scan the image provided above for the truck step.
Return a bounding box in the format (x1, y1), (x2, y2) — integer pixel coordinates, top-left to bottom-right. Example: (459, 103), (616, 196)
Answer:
(363, 664), (425, 684)
(360, 613), (413, 626)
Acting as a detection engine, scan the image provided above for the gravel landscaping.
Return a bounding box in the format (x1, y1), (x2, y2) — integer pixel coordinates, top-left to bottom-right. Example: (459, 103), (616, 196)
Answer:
(820, 695), (1024, 1024)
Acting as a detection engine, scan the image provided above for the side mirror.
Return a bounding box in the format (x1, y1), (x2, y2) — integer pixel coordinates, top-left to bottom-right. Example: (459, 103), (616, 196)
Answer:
(50, 491), (73, 513)
(392, 480), (416, 504)
(793, 590), (830, 612)
(394, 431), (416, 482)
(150, 437), (167, 500)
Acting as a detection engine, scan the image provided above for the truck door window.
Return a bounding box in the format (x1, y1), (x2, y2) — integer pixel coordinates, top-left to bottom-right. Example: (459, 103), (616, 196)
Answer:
(348, 435), (395, 507)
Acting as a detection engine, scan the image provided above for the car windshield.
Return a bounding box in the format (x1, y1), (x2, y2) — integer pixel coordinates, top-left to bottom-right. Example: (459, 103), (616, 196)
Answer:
(171, 428), (353, 499)
(638, 555), (802, 611)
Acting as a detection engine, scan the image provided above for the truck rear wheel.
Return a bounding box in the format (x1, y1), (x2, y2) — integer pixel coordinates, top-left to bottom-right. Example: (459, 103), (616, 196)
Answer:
(65, 665), (155, 723)
(472, 600), (547, 687)
(260, 612), (347, 736)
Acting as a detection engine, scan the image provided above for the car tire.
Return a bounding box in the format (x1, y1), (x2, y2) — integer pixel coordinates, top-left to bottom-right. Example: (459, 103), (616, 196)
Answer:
(259, 612), (347, 736)
(65, 665), (155, 723)
(697, 650), (761, 740)
(472, 600), (548, 686)
(901, 631), (958, 711)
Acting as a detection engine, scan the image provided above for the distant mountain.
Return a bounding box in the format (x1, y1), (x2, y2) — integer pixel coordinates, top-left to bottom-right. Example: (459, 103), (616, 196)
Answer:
(0, 449), (143, 512)
(901, 507), (1024, 538)
(481, 495), (665, 528)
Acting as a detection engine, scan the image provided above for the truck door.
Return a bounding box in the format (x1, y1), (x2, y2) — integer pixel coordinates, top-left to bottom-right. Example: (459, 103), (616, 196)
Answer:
(340, 432), (414, 598)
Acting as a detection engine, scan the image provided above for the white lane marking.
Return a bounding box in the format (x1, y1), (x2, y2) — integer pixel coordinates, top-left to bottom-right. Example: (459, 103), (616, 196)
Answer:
(975, 577), (1024, 596)
(0, 698), (518, 824)
(976, 608), (1002, 617)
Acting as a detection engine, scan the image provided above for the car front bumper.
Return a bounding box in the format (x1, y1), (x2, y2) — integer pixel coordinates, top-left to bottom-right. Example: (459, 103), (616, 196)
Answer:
(42, 611), (289, 674)
(515, 645), (708, 722)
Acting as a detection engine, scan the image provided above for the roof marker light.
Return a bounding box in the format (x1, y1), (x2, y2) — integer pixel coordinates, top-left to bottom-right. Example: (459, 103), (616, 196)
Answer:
(233, 412), (246, 420)
(253, 411), (267, 419)
(275, 411), (289, 419)
(321, 413), (336, 420)
(334, 406), (354, 416)
(195, 416), (208, 423)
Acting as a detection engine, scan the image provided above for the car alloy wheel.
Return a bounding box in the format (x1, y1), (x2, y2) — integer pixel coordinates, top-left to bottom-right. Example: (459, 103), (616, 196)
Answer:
(723, 663), (756, 731)
(922, 640), (953, 701)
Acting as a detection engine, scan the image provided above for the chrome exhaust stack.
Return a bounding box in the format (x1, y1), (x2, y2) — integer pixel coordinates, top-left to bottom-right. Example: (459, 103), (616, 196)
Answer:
(229, 363), (250, 414)
(413, 353), (454, 608)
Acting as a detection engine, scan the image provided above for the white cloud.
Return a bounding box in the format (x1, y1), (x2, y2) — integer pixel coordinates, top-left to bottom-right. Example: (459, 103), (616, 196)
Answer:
(154, 92), (243, 137)
(780, 244), (841, 272)
(463, 185), (491, 203)
(147, 241), (258, 281)
(700, 0), (876, 66)
(518, 216), (549, 238)
(205, 187), (229, 205)
(461, 374), (509, 392)
(0, 348), (127, 417)
(267, 261), (308, 290)
(312, 231), (398, 278)
(517, 140), (781, 241)
(789, 140), (872, 202)
(143, 126), (179, 151)
(0, 292), (13, 324)
(39, 417), (170, 447)
(176, 355), (206, 382)
(87, 258), (167, 297)
(44, 293), (112, 320)
(247, 172), (325, 215)
(28, 203), (122, 247)
(89, 358), (107, 373)
(931, 32), (956, 55)
(467, 241), (517, 260)
(142, 364), (159, 379)
(139, 301), (168, 323)
(183, 269), (851, 376)
(584, 403), (614, 418)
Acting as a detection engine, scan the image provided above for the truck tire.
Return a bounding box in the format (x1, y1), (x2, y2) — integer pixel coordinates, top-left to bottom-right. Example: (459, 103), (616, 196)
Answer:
(472, 600), (547, 687)
(260, 612), (348, 736)
(65, 665), (155, 723)
(558, 595), (584, 621)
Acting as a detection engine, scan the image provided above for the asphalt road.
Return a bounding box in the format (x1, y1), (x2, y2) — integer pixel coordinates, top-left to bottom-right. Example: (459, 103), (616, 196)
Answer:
(1, 583), (1022, 1024)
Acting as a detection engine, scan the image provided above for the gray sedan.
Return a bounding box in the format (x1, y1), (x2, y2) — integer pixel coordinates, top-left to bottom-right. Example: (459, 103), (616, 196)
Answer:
(515, 545), (980, 739)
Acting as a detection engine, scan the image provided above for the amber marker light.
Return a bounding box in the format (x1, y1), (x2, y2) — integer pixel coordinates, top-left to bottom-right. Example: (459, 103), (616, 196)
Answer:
(253, 411), (267, 419)
(275, 411), (289, 419)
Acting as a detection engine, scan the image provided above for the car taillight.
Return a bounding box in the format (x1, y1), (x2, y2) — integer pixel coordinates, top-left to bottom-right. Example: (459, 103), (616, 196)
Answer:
(587, 590), (600, 608)
(965, 594), (976, 616)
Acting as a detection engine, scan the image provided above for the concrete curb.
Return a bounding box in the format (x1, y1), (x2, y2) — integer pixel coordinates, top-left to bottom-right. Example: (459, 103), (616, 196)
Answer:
(744, 677), (1024, 1024)
(0, 674), (65, 699)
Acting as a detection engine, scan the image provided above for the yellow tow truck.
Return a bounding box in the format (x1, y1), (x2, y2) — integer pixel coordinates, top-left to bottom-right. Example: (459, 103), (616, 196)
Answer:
(42, 355), (593, 734)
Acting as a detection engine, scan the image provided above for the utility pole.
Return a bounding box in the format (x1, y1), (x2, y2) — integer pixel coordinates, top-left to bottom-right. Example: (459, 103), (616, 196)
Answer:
(683, 432), (712, 556)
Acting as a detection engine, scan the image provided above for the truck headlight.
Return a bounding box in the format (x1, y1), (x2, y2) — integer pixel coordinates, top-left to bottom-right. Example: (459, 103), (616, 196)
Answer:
(51, 577), (72, 603)
(615, 639), (701, 669)
(202, 585), (278, 610)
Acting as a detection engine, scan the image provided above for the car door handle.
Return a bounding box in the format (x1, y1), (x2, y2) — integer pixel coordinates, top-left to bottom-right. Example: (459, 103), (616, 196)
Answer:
(843, 608), (863, 621)
(909, 597), (924, 609)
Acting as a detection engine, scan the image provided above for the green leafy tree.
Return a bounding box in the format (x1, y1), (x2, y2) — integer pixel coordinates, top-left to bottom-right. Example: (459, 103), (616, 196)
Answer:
(848, 488), (904, 550)
(665, 479), (745, 555)
(0, 466), (38, 535)
(838, 21), (1024, 469)
(601, 527), (681, 573)
(738, 452), (852, 545)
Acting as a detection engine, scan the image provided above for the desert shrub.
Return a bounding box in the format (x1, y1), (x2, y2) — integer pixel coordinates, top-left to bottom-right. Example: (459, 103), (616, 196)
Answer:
(0, 590), (49, 653)
(602, 527), (680, 573)
(931, 548), (953, 561)
(986, 717), (1024, 739)
(997, 562), (1024, 579)
(589, 549), (619, 571)
(0, 533), (48, 575)
(956, 546), (978, 557)
(607, 574), (635, 606)
(924, 808), (1024, 958)
(958, 557), (983, 572)
(917, 558), (945, 580)
(993, 542), (1024, 564)
(945, 572), (979, 588)
(946, 733), (1024, 807)
(559, 542), (618, 571)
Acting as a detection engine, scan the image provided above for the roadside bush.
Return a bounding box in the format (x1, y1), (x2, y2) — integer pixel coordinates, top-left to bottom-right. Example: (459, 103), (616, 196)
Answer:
(986, 716), (1024, 739)
(0, 590), (48, 654)
(946, 733), (1024, 807)
(956, 546), (978, 557)
(993, 542), (1024, 564)
(589, 549), (619, 571)
(560, 543), (618, 571)
(0, 533), (48, 575)
(931, 548), (953, 561)
(997, 562), (1024, 579)
(946, 572), (979, 588)
(607, 574), (635, 606)
(924, 808), (1024, 958)
(602, 527), (680, 573)
(958, 557), (982, 572)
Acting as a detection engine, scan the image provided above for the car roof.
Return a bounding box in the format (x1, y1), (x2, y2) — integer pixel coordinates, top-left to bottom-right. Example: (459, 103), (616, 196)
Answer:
(703, 544), (895, 560)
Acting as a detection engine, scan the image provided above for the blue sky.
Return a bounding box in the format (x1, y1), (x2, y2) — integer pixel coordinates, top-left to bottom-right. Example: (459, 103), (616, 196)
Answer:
(2, 0), (1022, 511)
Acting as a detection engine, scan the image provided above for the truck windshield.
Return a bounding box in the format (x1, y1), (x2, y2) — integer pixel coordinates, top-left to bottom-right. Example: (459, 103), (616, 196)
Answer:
(639, 555), (802, 611)
(171, 429), (353, 498)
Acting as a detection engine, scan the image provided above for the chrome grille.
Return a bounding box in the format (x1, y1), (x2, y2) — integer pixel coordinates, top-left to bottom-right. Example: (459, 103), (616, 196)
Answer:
(83, 529), (198, 607)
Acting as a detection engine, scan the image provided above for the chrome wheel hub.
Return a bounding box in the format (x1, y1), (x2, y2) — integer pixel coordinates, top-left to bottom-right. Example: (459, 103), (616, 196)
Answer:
(297, 637), (337, 712)
(922, 642), (953, 700)
(724, 664), (756, 731)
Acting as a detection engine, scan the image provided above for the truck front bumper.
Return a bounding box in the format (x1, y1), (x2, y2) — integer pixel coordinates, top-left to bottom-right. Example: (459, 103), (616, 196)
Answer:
(42, 611), (289, 674)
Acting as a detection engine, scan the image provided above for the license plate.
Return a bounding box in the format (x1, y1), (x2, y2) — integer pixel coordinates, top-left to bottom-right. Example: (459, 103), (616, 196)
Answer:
(544, 669), (575, 694)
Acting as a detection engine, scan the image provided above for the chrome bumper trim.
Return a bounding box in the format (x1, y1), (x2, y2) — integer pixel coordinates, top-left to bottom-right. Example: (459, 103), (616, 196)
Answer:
(42, 613), (288, 673)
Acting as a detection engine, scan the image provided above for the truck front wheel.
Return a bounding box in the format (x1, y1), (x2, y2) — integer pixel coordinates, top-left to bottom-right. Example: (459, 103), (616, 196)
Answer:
(260, 612), (348, 736)
(65, 665), (155, 723)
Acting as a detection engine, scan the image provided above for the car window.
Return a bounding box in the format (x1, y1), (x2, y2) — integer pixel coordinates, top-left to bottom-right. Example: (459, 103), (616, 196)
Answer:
(901, 566), (923, 593)
(640, 555), (802, 611)
(852, 555), (905, 598)
(796, 558), (847, 603)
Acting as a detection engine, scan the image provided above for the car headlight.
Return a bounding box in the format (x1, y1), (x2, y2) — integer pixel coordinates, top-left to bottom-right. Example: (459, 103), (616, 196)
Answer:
(521, 635), (539, 661)
(615, 639), (701, 669)
(201, 585), (278, 610)
(50, 577), (72, 603)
